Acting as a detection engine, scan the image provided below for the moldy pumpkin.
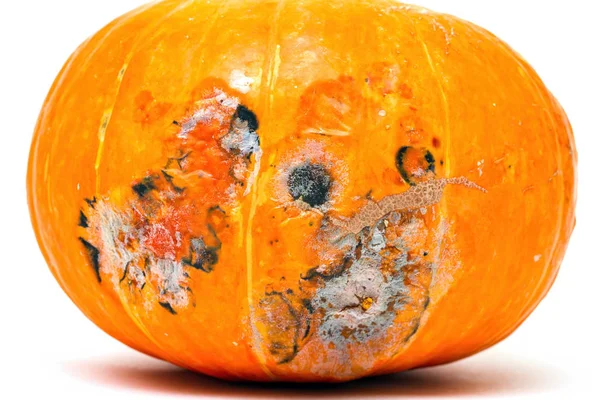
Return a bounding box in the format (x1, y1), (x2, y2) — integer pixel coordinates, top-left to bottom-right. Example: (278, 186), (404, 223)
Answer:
(27, 0), (577, 382)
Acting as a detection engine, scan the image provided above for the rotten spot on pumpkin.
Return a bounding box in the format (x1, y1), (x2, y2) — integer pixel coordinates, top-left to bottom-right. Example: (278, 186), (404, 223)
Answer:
(78, 210), (89, 228)
(74, 84), (264, 315)
(255, 290), (313, 365)
(395, 146), (436, 186)
(79, 237), (101, 282)
(221, 105), (260, 158)
(77, 184), (197, 312)
(85, 197), (97, 209)
(132, 175), (159, 197)
(301, 253), (355, 282)
(159, 301), (177, 315)
(309, 216), (433, 349)
(182, 235), (220, 273)
(287, 163), (332, 208)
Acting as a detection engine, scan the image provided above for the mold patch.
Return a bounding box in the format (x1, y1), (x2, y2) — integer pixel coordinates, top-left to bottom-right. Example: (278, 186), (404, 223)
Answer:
(182, 232), (221, 273)
(272, 140), (348, 213)
(395, 146), (436, 186)
(79, 187), (196, 313)
(287, 163), (332, 208)
(78, 84), (260, 314)
(79, 237), (101, 282)
(177, 88), (239, 139)
(221, 105), (260, 157)
(308, 215), (433, 349)
(255, 290), (313, 365)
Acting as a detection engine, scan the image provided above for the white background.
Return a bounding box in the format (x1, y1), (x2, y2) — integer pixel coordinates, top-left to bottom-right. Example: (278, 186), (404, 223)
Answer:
(1, 0), (599, 399)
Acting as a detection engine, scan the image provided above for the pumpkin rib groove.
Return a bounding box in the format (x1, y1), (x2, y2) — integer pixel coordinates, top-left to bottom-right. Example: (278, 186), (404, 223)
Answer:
(245, 0), (287, 380)
(375, 9), (452, 373)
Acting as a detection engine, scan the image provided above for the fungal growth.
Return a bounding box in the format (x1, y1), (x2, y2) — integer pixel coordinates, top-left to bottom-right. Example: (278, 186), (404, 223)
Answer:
(256, 130), (486, 366)
(79, 237), (101, 282)
(78, 86), (261, 314)
(310, 213), (433, 349)
(395, 146), (436, 186)
(287, 163), (332, 208)
(254, 290), (312, 364)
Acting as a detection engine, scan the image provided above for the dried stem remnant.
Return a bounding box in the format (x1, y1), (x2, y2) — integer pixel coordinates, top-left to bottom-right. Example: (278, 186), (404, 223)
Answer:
(332, 177), (486, 234)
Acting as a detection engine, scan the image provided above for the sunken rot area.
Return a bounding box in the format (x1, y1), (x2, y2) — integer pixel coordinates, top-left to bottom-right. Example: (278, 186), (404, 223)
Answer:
(28, 0), (576, 383)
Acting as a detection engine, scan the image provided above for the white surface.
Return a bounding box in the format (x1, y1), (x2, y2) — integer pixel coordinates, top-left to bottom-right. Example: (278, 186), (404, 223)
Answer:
(1, 0), (599, 398)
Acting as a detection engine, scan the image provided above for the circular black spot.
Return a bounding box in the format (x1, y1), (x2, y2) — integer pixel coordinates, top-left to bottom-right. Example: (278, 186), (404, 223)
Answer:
(395, 146), (436, 185)
(287, 163), (332, 207)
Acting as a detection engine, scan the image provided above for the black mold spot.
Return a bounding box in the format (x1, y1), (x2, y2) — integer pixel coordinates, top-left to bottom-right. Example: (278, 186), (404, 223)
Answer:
(132, 176), (158, 197)
(424, 151), (436, 172)
(85, 197), (97, 209)
(287, 163), (332, 207)
(262, 290), (303, 365)
(234, 104), (259, 132)
(119, 261), (131, 283)
(183, 239), (219, 272)
(302, 298), (315, 314)
(183, 227), (221, 273)
(207, 205), (227, 217)
(79, 238), (101, 283)
(395, 146), (413, 185)
(78, 210), (89, 228)
(395, 146), (436, 186)
(159, 301), (177, 315)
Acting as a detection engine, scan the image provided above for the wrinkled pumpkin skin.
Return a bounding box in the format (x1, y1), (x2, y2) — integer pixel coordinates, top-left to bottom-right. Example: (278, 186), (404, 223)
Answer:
(28, 0), (576, 382)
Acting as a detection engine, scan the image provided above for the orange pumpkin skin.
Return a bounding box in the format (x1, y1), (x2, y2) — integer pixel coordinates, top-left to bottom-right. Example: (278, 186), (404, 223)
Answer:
(27, 0), (576, 382)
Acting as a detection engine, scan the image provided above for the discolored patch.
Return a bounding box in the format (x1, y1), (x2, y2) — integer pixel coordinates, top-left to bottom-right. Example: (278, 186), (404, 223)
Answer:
(287, 163), (332, 208)
(221, 105), (260, 158)
(182, 231), (221, 273)
(131, 175), (158, 198)
(79, 237), (101, 282)
(77, 84), (261, 314)
(255, 290), (313, 365)
(309, 216), (433, 349)
(78, 210), (89, 228)
(395, 146), (436, 186)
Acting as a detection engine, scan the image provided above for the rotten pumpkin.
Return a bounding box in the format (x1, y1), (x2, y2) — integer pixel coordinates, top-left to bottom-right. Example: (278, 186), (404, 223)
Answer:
(27, 0), (576, 382)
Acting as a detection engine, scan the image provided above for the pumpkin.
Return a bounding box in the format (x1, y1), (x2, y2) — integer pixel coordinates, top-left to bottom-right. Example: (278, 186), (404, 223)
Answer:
(27, 0), (577, 382)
